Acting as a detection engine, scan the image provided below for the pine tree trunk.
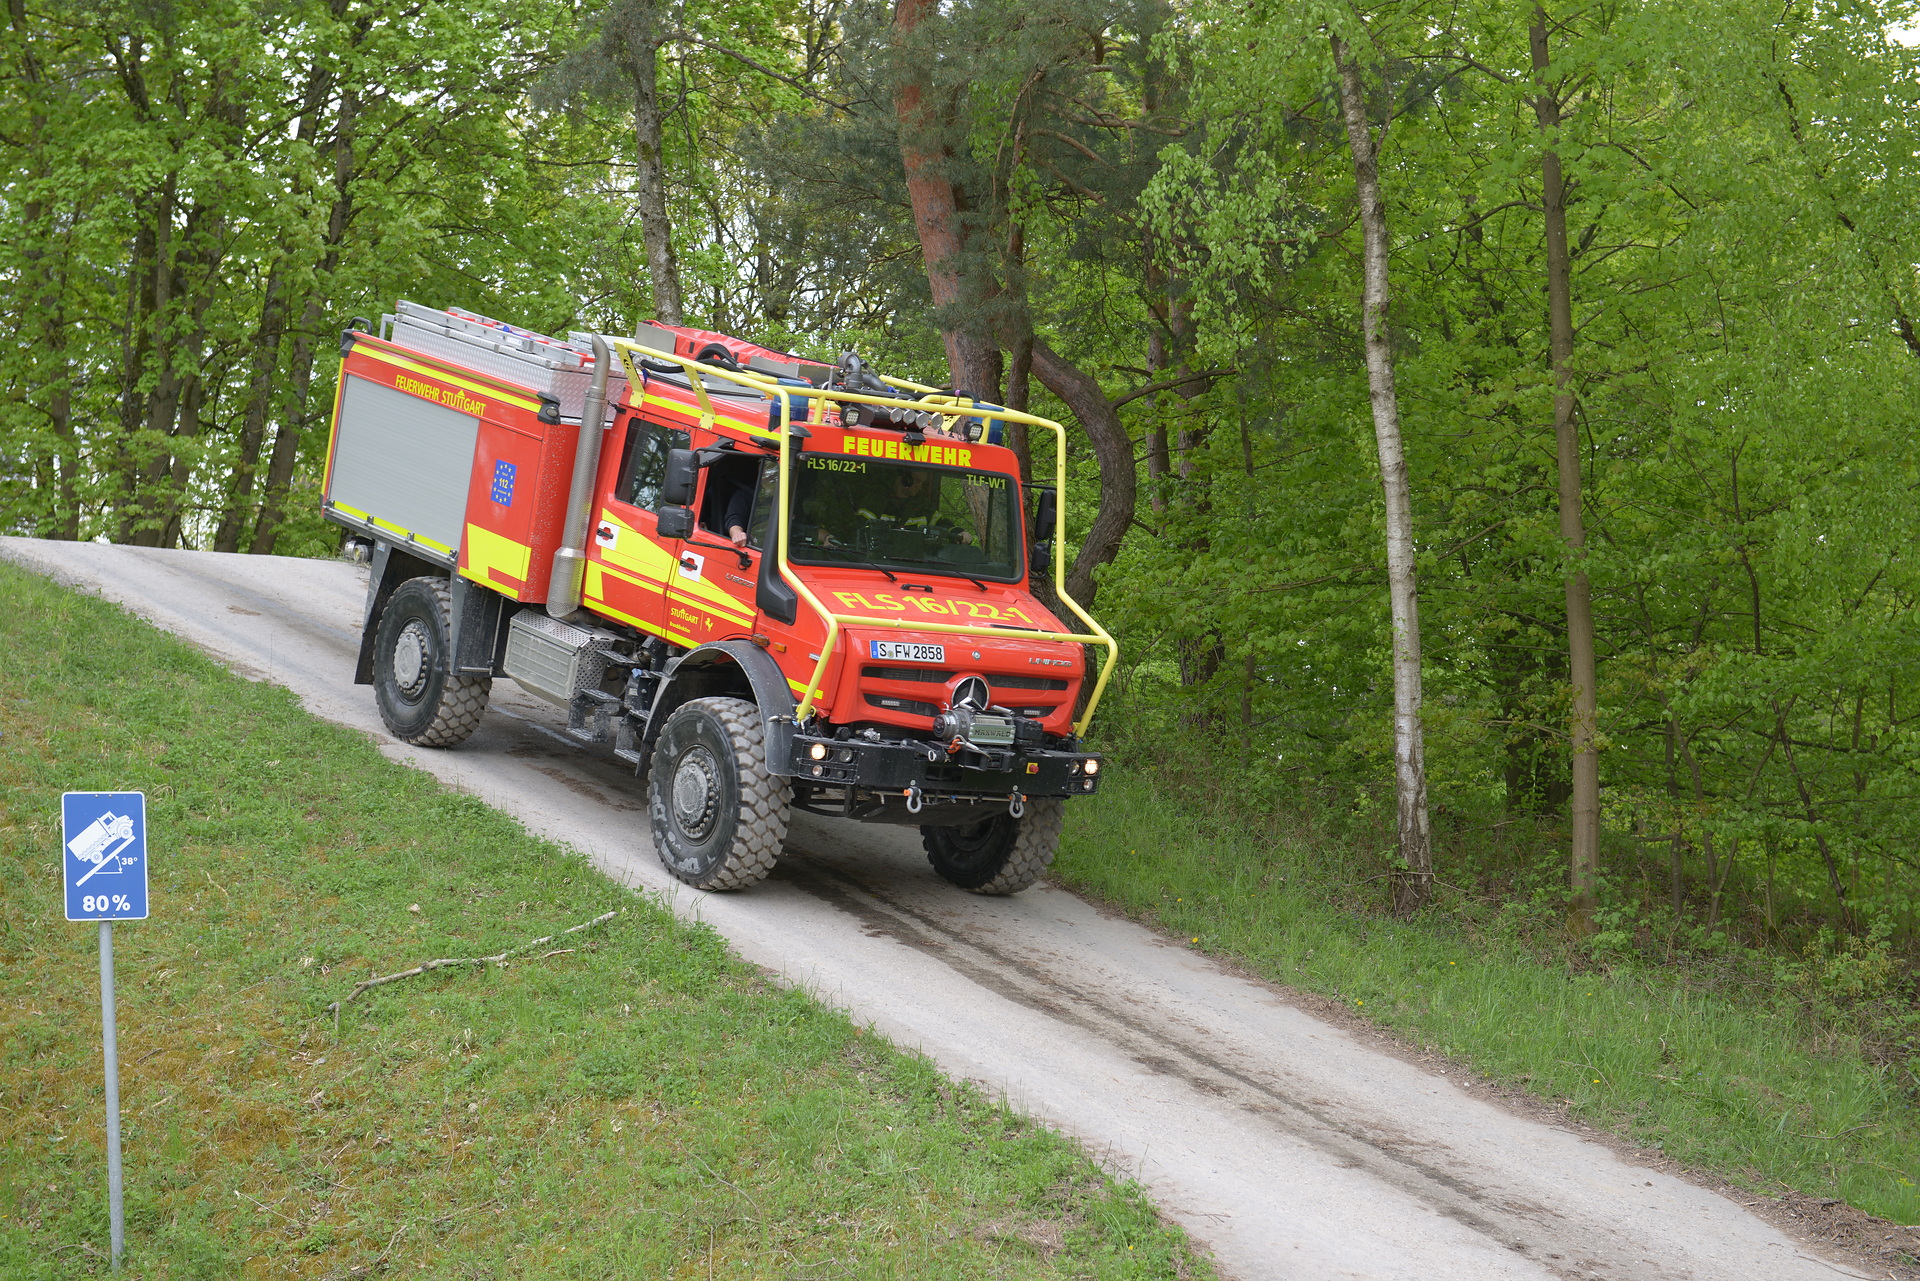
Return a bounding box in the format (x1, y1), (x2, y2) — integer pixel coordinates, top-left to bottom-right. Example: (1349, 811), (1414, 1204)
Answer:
(891, 0), (998, 397)
(1331, 31), (1432, 914)
(1531, 10), (1600, 935)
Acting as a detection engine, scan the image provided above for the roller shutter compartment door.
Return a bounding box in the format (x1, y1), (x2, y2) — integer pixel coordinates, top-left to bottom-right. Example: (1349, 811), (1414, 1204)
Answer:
(329, 374), (481, 554)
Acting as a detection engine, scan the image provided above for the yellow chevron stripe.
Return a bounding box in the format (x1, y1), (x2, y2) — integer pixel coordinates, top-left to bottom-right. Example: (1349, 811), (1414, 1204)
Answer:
(464, 523), (531, 583)
(596, 508), (679, 584)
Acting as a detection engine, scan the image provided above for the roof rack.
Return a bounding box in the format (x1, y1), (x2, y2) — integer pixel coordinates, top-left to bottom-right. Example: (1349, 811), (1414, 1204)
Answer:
(381, 300), (626, 423)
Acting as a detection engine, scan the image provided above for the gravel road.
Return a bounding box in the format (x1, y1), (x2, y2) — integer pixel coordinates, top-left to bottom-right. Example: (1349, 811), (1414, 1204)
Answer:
(2, 538), (1876, 1281)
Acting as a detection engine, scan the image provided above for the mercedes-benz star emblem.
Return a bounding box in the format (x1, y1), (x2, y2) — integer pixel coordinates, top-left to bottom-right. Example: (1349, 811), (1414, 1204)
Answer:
(951, 676), (991, 711)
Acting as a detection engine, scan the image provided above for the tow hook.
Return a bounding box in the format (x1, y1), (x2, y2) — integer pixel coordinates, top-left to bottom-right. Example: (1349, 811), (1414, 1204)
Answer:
(905, 785), (924, 815)
(1009, 791), (1026, 819)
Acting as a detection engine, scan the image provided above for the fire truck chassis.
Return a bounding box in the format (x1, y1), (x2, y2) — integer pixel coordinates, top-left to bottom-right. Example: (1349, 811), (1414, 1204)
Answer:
(326, 302), (1116, 895)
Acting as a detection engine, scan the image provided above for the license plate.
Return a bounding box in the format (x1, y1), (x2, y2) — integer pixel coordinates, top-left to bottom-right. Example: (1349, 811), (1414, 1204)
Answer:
(870, 640), (945, 663)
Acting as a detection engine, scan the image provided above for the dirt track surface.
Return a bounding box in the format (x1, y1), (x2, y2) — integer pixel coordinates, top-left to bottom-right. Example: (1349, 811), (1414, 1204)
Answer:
(3, 539), (1882, 1281)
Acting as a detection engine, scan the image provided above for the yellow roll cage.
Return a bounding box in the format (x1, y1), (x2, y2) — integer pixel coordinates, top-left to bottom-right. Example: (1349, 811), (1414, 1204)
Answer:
(609, 338), (1118, 736)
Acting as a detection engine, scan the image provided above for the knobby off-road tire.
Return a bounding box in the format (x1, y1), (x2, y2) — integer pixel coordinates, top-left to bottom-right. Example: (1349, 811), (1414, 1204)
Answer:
(921, 797), (1065, 895)
(372, 576), (491, 747)
(648, 696), (790, 891)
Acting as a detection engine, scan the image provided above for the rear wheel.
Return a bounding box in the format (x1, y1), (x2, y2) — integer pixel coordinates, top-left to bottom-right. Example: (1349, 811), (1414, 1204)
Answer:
(921, 798), (1064, 895)
(372, 576), (491, 746)
(648, 697), (790, 890)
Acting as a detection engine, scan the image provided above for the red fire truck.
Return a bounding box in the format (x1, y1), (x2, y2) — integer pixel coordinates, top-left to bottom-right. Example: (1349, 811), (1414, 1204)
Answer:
(322, 302), (1116, 894)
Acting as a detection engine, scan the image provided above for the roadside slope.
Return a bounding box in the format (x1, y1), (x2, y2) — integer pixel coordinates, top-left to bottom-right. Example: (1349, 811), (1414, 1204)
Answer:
(0, 557), (1205, 1278)
(0, 537), (1874, 1281)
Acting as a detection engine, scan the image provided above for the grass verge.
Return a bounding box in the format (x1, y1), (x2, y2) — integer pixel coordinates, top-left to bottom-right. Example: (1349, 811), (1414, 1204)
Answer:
(1053, 767), (1920, 1225)
(0, 559), (1209, 1280)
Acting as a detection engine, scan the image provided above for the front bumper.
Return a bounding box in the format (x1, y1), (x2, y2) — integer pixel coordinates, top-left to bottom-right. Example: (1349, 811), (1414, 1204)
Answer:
(778, 728), (1103, 799)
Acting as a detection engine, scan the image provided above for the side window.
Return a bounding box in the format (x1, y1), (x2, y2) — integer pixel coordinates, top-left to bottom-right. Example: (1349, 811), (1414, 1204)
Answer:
(619, 421), (689, 510)
(746, 461), (778, 549)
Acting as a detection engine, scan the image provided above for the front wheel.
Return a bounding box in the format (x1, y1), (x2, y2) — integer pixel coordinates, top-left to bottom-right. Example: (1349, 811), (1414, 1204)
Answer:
(648, 697), (790, 890)
(372, 576), (491, 746)
(921, 798), (1064, 895)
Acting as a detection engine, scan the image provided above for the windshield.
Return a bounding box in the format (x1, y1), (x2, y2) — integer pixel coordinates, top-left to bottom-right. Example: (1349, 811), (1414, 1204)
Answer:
(788, 455), (1023, 581)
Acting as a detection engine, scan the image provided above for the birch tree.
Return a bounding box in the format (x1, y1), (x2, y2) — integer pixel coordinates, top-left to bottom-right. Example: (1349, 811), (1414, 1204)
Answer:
(1329, 23), (1432, 913)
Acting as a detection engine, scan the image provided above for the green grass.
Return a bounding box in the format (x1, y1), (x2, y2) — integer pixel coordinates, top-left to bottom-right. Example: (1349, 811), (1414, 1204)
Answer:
(0, 559), (1209, 1280)
(1053, 770), (1920, 1223)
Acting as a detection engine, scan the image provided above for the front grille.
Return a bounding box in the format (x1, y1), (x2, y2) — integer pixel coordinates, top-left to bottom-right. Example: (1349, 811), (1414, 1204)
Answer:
(863, 665), (953, 683)
(865, 693), (939, 717)
(990, 673), (1069, 691)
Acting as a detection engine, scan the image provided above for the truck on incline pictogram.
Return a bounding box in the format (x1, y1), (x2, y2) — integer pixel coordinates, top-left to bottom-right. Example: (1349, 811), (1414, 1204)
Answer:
(321, 302), (1116, 894)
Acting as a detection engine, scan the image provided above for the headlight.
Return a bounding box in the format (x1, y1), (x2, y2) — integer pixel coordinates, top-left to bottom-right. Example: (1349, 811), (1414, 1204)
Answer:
(1084, 758), (1101, 775)
(809, 742), (828, 761)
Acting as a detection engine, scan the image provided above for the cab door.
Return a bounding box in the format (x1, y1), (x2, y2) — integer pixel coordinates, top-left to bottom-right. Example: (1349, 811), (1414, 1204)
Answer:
(583, 415), (687, 643)
(664, 452), (771, 643)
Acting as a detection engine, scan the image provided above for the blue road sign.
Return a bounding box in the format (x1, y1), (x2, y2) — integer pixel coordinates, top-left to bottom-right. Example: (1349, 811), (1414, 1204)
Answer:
(63, 793), (149, 922)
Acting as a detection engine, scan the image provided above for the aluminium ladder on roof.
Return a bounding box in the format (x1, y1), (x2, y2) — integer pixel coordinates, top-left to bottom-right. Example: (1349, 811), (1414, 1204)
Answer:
(380, 299), (628, 423)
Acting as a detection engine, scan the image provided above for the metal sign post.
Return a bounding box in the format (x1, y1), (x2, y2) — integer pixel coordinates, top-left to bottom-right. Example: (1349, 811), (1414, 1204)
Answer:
(62, 792), (149, 1272)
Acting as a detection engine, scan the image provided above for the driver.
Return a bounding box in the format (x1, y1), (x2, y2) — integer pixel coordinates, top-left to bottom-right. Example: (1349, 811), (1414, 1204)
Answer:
(874, 468), (938, 528)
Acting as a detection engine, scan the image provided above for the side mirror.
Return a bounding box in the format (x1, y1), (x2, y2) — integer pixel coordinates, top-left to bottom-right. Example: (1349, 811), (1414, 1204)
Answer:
(655, 506), (694, 540)
(662, 448), (698, 507)
(1030, 487), (1057, 545)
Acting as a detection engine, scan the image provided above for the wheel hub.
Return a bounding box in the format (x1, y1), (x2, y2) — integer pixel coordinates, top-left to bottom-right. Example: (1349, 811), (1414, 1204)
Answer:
(671, 746), (720, 839)
(394, 622), (430, 697)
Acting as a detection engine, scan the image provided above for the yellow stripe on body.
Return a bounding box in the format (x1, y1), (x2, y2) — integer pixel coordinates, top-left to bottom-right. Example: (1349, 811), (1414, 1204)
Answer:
(587, 590), (698, 649)
(596, 509), (679, 585)
(332, 503), (450, 556)
(599, 506), (757, 629)
(671, 571), (757, 629)
(360, 349), (543, 414)
(464, 523), (532, 582)
(640, 392), (777, 440)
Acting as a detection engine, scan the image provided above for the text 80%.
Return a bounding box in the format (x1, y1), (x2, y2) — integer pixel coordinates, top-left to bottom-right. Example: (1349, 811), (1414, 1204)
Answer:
(82, 894), (132, 914)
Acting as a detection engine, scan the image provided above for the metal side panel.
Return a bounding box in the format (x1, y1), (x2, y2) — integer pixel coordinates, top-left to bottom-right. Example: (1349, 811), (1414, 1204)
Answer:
(328, 374), (480, 555)
(503, 611), (615, 705)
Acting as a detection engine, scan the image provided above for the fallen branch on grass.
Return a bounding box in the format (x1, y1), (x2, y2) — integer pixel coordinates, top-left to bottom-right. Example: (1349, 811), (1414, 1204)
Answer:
(322, 910), (621, 1027)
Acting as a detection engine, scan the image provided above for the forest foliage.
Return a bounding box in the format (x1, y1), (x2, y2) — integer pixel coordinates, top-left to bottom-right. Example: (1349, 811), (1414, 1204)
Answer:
(8, 0), (1920, 965)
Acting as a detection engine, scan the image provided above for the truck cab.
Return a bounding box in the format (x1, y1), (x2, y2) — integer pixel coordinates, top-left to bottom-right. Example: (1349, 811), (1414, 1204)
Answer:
(324, 304), (1115, 894)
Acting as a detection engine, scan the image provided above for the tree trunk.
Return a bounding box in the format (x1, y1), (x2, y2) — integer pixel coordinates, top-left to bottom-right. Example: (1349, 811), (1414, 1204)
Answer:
(1331, 31), (1432, 915)
(252, 85), (359, 555)
(630, 29), (683, 327)
(1531, 10), (1600, 935)
(1030, 339), (1134, 610)
(891, 0), (999, 397)
(215, 50), (332, 553)
(1002, 222), (1034, 485)
(214, 259), (289, 551)
(11, 0), (79, 537)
